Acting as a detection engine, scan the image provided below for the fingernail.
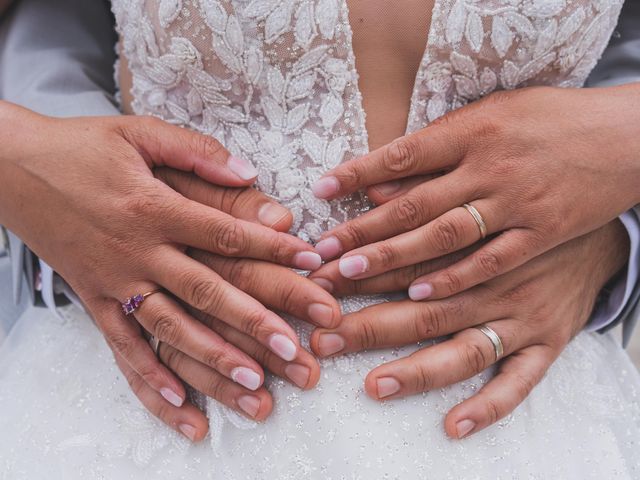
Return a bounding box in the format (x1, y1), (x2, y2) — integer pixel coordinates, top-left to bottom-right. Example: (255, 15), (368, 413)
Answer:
(408, 283), (433, 301)
(237, 395), (261, 418)
(308, 303), (335, 327)
(312, 176), (340, 199)
(373, 180), (401, 196)
(456, 419), (476, 438)
(376, 377), (401, 398)
(160, 388), (184, 407)
(269, 334), (297, 361)
(317, 333), (345, 357)
(179, 424), (197, 441)
(293, 251), (322, 271)
(284, 364), (311, 388)
(230, 366), (262, 391)
(311, 277), (334, 293)
(227, 155), (259, 180)
(339, 255), (369, 278)
(315, 236), (342, 259)
(258, 203), (289, 227)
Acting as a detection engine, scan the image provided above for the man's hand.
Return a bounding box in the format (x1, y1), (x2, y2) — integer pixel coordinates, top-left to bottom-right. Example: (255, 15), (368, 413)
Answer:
(309, 220), (629, 439)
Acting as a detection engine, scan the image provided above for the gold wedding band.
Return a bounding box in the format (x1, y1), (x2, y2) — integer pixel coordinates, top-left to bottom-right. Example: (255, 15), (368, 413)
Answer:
(463, 203), (488, 239)
(474, 324), (504, 361)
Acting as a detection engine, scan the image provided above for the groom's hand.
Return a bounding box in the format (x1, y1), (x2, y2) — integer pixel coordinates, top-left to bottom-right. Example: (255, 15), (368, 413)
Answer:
(118, 169), (340, 441)
(308, 220), (629, 439)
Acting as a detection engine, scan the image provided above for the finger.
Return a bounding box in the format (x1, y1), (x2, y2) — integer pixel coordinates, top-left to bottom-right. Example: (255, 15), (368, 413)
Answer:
(311, 127), (465, 200)
(191, 251), (341, 328)
(194, 312), (321, 390)
(150, 251), (303, 362)
(314, 174), (470, 260)
(363, 320), (527, 400)
(309, 245), (477, 297)
(154, 168), (293, 231)
(310, 293), (503, 358)
(408, 228), (542, 300)
(444, 344), (555, 439)
(166, 199), (321, 270)
(88, 298), (187, 407)
(335, 202), (500, 281)
(366, 174), (440, 206)
(135, 293), (266, 391)
(159, 342), (274, 421)
(113, 351), (209, 442)
(120, 115), (259, 186)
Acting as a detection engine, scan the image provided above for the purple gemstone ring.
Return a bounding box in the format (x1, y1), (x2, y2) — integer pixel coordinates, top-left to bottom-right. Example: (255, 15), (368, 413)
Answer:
(121, 289), (162, 315)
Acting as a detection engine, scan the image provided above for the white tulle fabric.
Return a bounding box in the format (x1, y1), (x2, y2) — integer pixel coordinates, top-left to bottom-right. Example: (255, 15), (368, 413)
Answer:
(2, 0), (640, 478)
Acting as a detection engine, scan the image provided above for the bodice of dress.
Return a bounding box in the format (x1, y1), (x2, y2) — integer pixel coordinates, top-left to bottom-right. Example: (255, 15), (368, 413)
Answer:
(111, 0), (624, 244)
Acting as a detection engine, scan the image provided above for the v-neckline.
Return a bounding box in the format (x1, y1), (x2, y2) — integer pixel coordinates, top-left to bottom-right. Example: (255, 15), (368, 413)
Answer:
(341, 0), (443, 154)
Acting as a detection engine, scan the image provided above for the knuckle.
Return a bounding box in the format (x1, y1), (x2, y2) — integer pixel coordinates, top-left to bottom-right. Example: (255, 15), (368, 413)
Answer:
(430, 218), (463, 253)
(476, 250), (502, 277)
(124, 369), (143, 394)
(410, 362), (434, 392)
(484, 397), (501, 424)
(179, 272), (222, 312)
(196, 133), (225, 160)
(225, 259), (252, 289)
(207, 218), (247, 257)
(108, 332), (134, 358)
(341, 221), (370, 248)
(511, 371), (537, 400)
(161, 345), (182, 371)
(440, 270), (463, 295)
(269, 232), (293, 264)
(391, 195), (426, 231)
(240, 308), (270, 339)
(277, 281), (298, 314)
(376, 242), (398, 269)
(203, 376), (228, 401)
(414, 303), (449, 339)
(384, 140), (420, 173)
(202, 345), (228, 369)
(358, 318), (381, 349)
(153, 312), (182, 345)
(460, 342), (490, 374)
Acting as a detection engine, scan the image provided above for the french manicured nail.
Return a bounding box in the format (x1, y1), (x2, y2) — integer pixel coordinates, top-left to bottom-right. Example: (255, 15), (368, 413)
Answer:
(284, 364), (311, 388)
(373, 180), (401, 196)
(230, 367), (262, 391)
(315, 236), (342, 259)
(339, 255), (369, 278)
(408, 283), (433, 301)
(227, 155), (259, 180)
(269, 334), (297, 361)
(179, 424), (197, 441)
(312, 176), (340, 199)
(258, 203), (289, 227)
(160, 388), (184, 407)
(317, 333), (345, 357)
(308, 303), (335, 327)
(376, 377), (401, 398)
(237, 395), (261, 418)
(456, 419), (476, 438)
(293, 251), (322, 270)
(311, 277), (334, 293)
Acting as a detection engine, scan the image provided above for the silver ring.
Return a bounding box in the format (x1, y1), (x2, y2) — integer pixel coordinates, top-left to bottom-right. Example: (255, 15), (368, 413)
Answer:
(463, 203), (488, 239)
(148, 335), (161, 355)
(474, 324), (504, 361)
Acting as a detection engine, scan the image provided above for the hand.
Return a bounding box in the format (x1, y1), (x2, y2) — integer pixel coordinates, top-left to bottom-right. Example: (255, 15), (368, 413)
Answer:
(116, 169), (340, 441)
(310, 84), (640, 300)
(308, 220), (629, 439)
(0, 102), (324, 435)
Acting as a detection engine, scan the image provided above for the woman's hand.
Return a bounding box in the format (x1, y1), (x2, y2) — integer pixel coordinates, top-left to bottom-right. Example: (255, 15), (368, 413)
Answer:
(308, 220), (629, 439)
(0, 102), (325, 433)
(117, 170), (340, 441)
(311, 84), (640, 300)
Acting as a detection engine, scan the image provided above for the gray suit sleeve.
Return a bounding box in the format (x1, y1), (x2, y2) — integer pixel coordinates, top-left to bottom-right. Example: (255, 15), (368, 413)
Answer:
(0, 0), (119, 313)
(586, 0), (640, 346)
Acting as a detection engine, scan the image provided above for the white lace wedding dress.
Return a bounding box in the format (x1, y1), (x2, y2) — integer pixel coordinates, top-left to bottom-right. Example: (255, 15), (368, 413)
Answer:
(2, 0), (640, 478)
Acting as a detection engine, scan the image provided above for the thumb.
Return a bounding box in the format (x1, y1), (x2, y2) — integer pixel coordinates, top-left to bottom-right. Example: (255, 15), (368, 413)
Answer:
(120, 116), (258, 187)
(155, 168), (294, 232)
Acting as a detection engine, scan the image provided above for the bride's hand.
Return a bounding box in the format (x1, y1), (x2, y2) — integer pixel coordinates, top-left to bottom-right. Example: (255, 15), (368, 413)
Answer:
(311, 84), (640, 300)
(116, 170), (339, 441)
(308, 220), (629, 439)
(0, 102), (324, 434)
